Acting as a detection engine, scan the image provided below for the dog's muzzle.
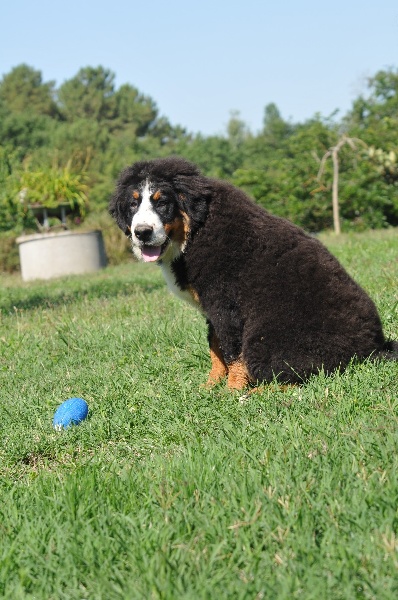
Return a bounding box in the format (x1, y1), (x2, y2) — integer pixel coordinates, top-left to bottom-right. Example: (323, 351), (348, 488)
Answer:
(132, 224), (168, 262)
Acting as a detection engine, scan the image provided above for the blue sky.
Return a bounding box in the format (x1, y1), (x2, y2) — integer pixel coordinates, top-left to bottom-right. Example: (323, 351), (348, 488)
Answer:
(1, 0), (397, 135)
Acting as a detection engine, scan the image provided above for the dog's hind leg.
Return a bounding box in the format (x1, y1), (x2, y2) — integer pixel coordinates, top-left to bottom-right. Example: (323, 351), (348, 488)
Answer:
(205, 324), (250, 389)
(227, 358), (250, 390)
(205, 337), (251, 390)
(204, 307), (246, 389)
(206, 327), (228, 386)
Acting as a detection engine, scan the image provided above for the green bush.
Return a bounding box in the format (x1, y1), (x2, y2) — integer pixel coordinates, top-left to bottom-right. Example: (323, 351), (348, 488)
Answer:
(19, 160), (88, 216)
(0, 231), (20, 273)
(0, 148), (35, 233)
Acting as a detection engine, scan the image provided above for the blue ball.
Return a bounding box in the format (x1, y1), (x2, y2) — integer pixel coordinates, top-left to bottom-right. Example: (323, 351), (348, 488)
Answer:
(53, 397), (89, 430)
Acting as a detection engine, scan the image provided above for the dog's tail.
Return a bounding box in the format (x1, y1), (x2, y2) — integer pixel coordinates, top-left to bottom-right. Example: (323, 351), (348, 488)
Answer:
(375, 339), (398, 361)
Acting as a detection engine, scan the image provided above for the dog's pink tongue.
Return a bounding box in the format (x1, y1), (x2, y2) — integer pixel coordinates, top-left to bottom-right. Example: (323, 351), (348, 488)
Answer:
(142, 245), (162, 262)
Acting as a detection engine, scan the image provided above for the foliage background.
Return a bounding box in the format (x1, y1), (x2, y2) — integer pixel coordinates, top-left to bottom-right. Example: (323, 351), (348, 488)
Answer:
(0, 64), (397, 271)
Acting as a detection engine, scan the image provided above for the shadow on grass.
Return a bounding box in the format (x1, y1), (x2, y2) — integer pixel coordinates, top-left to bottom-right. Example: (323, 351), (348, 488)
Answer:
(0, 265), (165, 314)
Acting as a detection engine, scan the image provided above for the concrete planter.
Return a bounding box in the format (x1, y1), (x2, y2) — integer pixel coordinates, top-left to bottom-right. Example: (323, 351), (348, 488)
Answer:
(16, 230), (107, 281)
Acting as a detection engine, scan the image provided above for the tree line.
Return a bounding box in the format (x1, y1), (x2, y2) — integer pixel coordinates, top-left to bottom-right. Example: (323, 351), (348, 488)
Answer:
(1, 64), (397, 239)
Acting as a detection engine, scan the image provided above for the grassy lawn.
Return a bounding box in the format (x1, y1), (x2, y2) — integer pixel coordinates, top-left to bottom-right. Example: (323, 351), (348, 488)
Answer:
(0, 229), (397, 599)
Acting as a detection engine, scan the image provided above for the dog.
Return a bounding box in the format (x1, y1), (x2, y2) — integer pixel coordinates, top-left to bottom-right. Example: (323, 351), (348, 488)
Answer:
(109, 156), (397, 390)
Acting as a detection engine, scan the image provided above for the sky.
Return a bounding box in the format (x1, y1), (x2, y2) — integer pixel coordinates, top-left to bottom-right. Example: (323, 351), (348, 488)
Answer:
(1, 0), (398, 136)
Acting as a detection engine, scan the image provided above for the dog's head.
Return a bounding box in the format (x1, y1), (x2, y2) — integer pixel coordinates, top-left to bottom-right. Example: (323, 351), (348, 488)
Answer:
(109, 157), (210, 263)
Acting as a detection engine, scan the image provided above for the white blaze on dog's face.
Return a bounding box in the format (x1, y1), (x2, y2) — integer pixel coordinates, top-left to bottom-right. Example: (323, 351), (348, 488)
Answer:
(130, 181), (165, 262)
(129, 179), (189, 263)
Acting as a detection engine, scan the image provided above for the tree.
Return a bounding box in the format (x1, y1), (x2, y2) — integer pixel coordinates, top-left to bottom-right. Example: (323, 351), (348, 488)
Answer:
(58, 66), (116, 122)
(262, 102), (293, 145)
(227, 110), (250, 149)
(113, 84), (158, 135)
(234, 116), (338, 232)
(0, 64), (59, 117)
(347, 68), (398, 147)
(176, 134), (243, 178)
(0, 108), (56, 160)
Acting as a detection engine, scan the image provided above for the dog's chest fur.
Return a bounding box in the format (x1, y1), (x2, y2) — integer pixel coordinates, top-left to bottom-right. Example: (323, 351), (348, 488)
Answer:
(159, 257), (200, 311)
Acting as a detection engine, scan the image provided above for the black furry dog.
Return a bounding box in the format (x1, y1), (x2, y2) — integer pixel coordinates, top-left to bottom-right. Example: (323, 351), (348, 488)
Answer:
(109, 156), (397, 389)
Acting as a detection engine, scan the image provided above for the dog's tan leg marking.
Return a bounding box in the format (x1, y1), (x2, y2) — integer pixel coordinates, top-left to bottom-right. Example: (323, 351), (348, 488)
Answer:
(206, 333), (228, 386)
(227, 358), (250, 390)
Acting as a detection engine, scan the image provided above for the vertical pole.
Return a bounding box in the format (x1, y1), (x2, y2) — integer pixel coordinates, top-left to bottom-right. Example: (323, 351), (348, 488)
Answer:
(43, 208), (49, 230)
(332, 148), (341, 235)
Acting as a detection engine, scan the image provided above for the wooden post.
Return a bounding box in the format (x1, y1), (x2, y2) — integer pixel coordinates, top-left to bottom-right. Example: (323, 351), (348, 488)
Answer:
(331, 146), (341, 235)
(317, 135), (366, 235)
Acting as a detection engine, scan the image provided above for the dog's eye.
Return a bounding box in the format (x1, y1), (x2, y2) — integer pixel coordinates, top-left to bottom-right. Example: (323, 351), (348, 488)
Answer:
(130, 190), (140, 208)
(152, 190), (169, 207)
(130, 196), (140, 209)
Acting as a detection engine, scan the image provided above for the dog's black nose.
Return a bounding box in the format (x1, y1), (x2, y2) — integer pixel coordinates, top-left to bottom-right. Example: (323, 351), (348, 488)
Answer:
(134, 225), (154, 242)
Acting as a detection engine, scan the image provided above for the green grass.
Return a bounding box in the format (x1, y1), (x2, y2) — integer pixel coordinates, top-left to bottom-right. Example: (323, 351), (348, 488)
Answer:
(0, 229), (397, 599)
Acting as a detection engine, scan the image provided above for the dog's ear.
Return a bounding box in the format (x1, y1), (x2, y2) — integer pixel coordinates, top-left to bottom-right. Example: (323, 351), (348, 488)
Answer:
(174, 175), (211, 231)
(109, 189), (131, 237)
(109, 165), (139, 236)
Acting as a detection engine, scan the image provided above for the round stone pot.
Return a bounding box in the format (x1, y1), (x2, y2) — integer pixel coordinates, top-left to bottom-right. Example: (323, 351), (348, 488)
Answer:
(16, 230), (107, 281)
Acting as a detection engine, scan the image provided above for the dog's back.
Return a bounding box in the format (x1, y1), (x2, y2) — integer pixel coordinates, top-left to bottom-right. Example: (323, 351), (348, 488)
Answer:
(182, 179), (392, 382)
